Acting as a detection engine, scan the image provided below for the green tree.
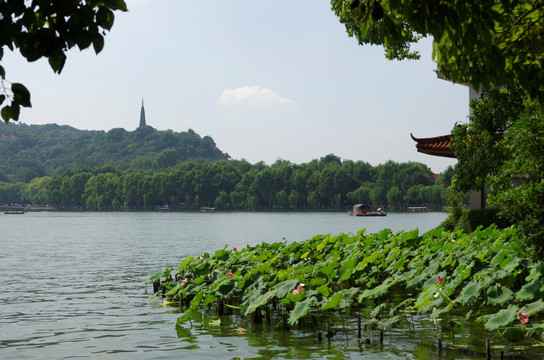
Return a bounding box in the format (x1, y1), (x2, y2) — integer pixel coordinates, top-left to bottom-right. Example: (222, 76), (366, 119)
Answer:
(386, 186), (403, 210)
(23, 176), (51, 204)
(214, 190), (230, 209)
(452, 86), (526, 193)
(488, 112), (544, 253)
(331, 0), (544, 102)
(346, 184), (372, 205)
(83, 172), (120, 209)
(288, 190), (304, 209)
(369, 187), (384, 207)
(275, 190), (289, 209)
(156, 149), (179, 168)
(229, 190), (245, 209)
(307, 191), (320, 209)
(404, 184), (423, 206)
(0, 0), (127, 121)
(318, 166), (337, 206)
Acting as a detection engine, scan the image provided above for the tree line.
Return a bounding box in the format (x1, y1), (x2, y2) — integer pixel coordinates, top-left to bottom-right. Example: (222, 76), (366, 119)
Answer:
(0, 123), (230, 182)
(0, 154), (453, 211)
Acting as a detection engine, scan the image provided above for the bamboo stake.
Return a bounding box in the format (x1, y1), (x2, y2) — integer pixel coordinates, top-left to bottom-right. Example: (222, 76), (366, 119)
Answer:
(356, 314), (362, 339)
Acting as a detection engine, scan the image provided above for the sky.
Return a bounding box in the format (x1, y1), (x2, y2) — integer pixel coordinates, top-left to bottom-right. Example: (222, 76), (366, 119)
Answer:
(3, 0), (468, 173)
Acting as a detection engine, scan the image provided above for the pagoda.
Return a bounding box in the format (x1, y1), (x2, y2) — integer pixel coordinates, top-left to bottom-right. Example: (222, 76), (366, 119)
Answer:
(139, 99), (146, 127)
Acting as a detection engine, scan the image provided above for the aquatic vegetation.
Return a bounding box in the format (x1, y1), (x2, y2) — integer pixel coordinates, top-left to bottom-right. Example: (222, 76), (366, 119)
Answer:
(148, 225), (544, 352)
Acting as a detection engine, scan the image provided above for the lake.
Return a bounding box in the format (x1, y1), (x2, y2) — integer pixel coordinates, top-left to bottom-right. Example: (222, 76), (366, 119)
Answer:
(1, 211), (457, 359)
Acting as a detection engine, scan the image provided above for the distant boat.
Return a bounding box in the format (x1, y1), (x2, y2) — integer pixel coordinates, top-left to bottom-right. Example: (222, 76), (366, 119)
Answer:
(4, 209), (25, 215)
(348, 204), (386, 217)
(200, 207), (215, 213)
(156, 205), (171, 212)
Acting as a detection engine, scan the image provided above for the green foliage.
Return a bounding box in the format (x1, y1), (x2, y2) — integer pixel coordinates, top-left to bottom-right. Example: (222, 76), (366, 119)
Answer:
(488, 112), (544, 254)
(2, 132), (450, 210)
(452, 86), (544, 254)
(0, 0), (127, 122)
(0, 123), (229, 180)
(452, 86), (526, 193)
(151, 225), (544, 344)
(455, 209), (511, 233)
(330, 0), (544, 103)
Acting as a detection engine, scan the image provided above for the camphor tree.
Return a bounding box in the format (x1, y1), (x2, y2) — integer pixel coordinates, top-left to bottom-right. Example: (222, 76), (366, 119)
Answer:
(0, 0), (127, 122)
(330, 1), (544, 251)
(452, 87), (544, 253)
(330, 0), (544, 103)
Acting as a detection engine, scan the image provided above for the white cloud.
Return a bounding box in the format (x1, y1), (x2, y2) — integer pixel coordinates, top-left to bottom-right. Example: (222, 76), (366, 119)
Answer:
(184, 118), (196, 125)
(216, 85), (294, 107)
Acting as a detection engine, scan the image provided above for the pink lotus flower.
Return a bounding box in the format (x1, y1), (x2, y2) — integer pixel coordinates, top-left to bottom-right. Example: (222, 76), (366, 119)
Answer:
(227, 272), (233, 279)
(338, 280), (342, 285)
(232, 247), (237, 252)
(292, 284), (303, 295)
(437, 276), (444, 284)
(180, 278), (188, 286)
(519, 311), (529, 324)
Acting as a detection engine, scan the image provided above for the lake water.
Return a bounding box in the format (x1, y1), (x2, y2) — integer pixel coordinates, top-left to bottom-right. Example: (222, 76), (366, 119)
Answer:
(1, 211), (457, 359)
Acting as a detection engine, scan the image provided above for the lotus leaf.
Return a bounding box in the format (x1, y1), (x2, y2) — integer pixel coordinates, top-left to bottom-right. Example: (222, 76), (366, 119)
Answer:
(498, 327), (525, 342)
(519, 299), (544, 315)
(145, 267), (172, 284)
(487, 286), (514, 306)
(288, 296), (317, 325)
(358, 281), (390, 302)
(458, 280), (482, 306)
(482, 305), (519, 331)
(321, 292), (343, 311)
(516, 281), (541, 301)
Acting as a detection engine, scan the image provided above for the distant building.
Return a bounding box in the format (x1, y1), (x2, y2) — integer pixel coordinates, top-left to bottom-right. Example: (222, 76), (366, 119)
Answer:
(139, 99), (146, 127)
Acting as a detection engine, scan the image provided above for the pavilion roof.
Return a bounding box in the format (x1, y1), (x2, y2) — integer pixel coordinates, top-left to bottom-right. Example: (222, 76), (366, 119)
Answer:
(410, 133), (455, 158)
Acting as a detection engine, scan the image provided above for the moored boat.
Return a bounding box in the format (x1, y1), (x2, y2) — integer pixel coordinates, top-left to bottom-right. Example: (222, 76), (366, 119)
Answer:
(348, 204), (386, 217)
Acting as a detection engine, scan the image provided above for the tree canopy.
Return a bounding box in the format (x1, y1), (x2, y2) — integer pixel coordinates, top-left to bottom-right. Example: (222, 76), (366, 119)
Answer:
(331, 0), (544, 103)
(0, 156), (448, 211)
(451, 87), (544, 253)
(0, 123), (230, 179)
(0, 0), (127, 121)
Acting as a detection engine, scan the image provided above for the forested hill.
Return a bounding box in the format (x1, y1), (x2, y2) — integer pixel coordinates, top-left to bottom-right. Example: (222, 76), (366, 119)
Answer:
(0, 122), (229, 181)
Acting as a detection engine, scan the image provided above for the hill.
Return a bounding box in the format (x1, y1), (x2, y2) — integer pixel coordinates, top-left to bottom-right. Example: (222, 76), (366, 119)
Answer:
(0, 123), (230, 182)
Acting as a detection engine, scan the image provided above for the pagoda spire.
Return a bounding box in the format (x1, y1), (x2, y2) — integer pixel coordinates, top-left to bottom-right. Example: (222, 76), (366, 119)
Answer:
(139, 99), (146, 127)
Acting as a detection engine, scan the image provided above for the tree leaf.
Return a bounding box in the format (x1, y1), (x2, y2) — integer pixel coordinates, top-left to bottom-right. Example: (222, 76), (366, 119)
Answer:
(12, 83), (31, 107)
(92, 33), (105, 54)
(1, 105), (13, 122)
(48, 51), (67, 73)
(96, 7), (115, 30)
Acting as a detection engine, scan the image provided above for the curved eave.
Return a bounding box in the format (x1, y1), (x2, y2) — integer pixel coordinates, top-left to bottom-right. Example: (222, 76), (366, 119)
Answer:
(410, 133), (456, 158)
